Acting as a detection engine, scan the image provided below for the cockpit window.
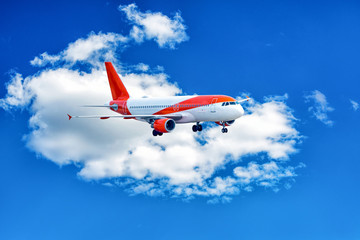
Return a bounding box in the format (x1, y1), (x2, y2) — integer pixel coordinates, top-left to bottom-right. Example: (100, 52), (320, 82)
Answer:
(222, 101), (240, 106)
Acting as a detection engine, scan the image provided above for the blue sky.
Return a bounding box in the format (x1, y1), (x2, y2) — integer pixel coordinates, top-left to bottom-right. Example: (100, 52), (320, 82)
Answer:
(1, 0), (360, 239)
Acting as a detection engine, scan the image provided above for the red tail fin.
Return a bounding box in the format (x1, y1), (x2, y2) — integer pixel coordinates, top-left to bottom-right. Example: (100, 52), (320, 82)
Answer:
(105, 62), (130, 100)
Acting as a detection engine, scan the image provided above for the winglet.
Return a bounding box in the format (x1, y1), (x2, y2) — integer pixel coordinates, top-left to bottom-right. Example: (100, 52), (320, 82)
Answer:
(246, 96), (250, 101)
(67, 114), (72, 120)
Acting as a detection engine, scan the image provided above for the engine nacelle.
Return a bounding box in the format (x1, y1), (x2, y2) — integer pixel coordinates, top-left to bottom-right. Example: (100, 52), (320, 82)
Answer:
(215, 120), (235, 126)
(153, 118), (176, 133)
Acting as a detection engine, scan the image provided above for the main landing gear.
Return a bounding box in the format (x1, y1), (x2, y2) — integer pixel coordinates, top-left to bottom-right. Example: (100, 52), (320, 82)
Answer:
(221, 128), (228, 133)
(192, 122), (203, 132)
(152, 130), (163, 136)
(221, 122), (228, 133)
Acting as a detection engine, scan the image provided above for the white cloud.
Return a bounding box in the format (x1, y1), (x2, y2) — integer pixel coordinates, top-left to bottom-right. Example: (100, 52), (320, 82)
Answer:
(0, 73), (32, 110)
(119, 3), (189, 48)
(135, 63), (150, 72)
(63, 32), (128, 63)
(1, 63), (302, 199)
(30, 52), (61, 67)
(30, 4), (189, 68)
(350, 99), (359, 111)
(234, 161), (296, 186)
(30, 32), (128, 68)
(1, 7), (302, 200)
(304, 90), (334, 126)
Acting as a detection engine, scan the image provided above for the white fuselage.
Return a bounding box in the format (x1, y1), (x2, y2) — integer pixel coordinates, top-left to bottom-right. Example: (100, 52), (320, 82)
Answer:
(124, 95), (245, 124)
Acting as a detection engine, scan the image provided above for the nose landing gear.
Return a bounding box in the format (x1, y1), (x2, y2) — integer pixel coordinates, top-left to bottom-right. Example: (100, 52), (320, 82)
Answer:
(192, 122), (203, 132)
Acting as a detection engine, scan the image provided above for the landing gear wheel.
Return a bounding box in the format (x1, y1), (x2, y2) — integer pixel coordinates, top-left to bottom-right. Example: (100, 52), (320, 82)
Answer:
(192, 125), (198, 132)
(221, 128), (228, 133)
(153, 130), (163, 136)
(152, 130), (158, 136)
(197, 124), (203, 131)
(225, 128), (228, 133)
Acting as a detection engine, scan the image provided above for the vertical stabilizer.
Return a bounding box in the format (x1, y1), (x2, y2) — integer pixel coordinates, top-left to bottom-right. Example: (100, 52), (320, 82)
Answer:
(105, 62), (130, 100)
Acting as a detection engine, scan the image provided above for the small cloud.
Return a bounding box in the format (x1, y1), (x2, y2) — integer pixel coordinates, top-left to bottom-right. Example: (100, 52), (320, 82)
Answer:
(30, 52), (61, 67)
(264, 93), (288, 102)
(29, 32), (128, 68)
(284, 182), (292, 190)
(350, 99), (359, 111)
(156, 65), (165, 72)
(119, 3), (189, 49)
(207, 196), (232, 204)
(135, 63), (149, 72)
(233, 161), (295, 188)
(102, 182), (114, 187)
(304, 90), (334, 126)
(63, 32), (128, 63)
(0, 73), (32, 110)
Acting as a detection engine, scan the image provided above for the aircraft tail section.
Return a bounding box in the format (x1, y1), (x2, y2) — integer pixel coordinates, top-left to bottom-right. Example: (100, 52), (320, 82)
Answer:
(105, 62), (130, 100)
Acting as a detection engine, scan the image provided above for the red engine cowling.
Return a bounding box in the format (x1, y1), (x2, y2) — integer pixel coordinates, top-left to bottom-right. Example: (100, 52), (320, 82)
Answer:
(215, 120), (235, 126)
(153, 118), (176, 133)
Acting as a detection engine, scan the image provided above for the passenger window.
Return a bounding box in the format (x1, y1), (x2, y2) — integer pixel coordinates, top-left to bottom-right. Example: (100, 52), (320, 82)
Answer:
(230, 102), (235, 105)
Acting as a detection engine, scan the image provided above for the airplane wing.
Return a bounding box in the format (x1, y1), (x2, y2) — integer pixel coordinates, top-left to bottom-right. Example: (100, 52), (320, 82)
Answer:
(67, 114), (183, 121)
(238, 96), (251, 103)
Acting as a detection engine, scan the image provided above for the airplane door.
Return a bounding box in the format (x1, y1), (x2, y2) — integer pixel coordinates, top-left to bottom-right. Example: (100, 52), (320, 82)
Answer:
(210, 98), (217, 113)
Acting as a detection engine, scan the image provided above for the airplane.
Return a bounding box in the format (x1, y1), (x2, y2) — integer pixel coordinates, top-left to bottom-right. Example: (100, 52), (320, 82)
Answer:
(67, 62), (250, 136)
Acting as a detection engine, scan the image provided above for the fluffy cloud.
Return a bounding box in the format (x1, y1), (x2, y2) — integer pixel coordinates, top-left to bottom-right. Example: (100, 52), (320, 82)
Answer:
(1, 64), (302, 200)
(30, 52), (61, 67)
(0, 72), (32, 110)
(135, 63), (150, 72)
(30, 3), (189, 68)
(304, 90), (334, 126)
(1, 5), (302, 200)
(350, 99), (359, 111)
(119, 3), (189, 48)
(30, 32), (128, 68)
(63, 32), (128, 63)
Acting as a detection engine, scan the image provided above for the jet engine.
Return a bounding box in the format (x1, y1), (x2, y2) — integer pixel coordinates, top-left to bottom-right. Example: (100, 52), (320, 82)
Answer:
(153, 118), (176, 133)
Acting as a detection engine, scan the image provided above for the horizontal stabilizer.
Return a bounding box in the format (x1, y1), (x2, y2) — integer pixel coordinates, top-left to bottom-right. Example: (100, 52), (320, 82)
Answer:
(81, 105), (114, 107)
